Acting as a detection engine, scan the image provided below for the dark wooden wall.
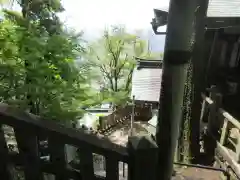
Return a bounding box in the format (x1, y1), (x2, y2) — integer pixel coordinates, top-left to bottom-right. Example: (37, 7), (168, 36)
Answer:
(204, 28), (240, 119)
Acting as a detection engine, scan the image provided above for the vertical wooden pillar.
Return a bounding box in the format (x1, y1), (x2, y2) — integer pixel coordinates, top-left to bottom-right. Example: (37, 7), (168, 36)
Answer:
(127, 136), (158, 180)
(156, 0), (198, 179)
(191, 0), (209, 162)
(48, 135), (67, 180)
(0, 124), (12, 180)
(236, 136), (240, 163)
(205, 87), (222, 163)
(208, 89), (222, 137)
(15, 127), (43, 180)
(219, 119), (229, 145)
(130, 96), (135, 136)
(99, 116), (103, 130)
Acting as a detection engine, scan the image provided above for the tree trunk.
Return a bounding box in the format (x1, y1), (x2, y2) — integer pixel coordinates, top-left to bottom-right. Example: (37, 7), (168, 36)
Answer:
(21, 0), (36, 114)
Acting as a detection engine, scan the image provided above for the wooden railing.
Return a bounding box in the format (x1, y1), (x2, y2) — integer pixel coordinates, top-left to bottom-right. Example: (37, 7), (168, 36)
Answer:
(97, 106), (132, 134)
(0, 103), (158, 180)
(98, 105), (151, 134)
(201, 90), (240, 179)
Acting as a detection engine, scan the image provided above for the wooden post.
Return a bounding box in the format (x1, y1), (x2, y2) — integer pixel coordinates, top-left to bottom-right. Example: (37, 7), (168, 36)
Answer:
(219, 119), (229, 145)
(0, 124), (13, 180)
(156, 0), (198, 179)
(127, 136), (158, 180)
(236, 136), (240, 163)
(200, 99), (206, 123)
(77, 148), (94, 180)
(15, 127), (43, 180)
(48, 135), (67, 180)
(190, 0), (209, 162)
(205, 87), (222, 163)
(208, 91), (222, 138)
(99, 116), (103, 130)
(123, 163), (125, 177)
(106, 154), (119, 180)
(130, 96), (135, 136)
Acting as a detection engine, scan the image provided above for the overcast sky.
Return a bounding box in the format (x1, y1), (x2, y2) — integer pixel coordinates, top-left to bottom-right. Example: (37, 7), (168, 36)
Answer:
(1, 0), (169, 49)
(60, 0), (169, 33)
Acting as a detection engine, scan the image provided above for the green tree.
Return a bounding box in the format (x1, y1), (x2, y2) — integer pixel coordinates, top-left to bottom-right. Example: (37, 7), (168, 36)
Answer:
(0, 1), (93, 123)
(86, 26), (148, 107)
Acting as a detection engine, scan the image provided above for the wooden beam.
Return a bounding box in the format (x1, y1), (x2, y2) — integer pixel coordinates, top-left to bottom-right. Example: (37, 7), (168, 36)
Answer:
(216, 142), (240, 178)
(206, 17), (240, 29)
(220, 119), (229, 145)
(153, 8), (240, 29)
(156, 0), (198, 179)
(190, 0), (209, 161)
(201, 93), (214, 105)
(219, 108), (240, 130)
(0, 103), (128, 158)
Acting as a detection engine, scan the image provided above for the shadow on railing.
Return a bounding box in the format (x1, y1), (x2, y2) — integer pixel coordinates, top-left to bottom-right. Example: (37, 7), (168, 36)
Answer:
(201, 88), (240, 179)
(0, 103), (157, 180)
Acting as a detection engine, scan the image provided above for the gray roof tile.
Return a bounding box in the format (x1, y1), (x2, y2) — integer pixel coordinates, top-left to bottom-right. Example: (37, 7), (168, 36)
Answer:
(131, 67), (162, 102)
(207, 0), (240, 17)
(155, 0), (240, 17)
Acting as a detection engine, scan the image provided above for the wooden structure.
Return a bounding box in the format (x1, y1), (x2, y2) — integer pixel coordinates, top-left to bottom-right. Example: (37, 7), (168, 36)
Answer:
(203, 26), (240, 119)
(1, 0), (240, 179)
(131, 58), (162, 109)
(97, 105), (152, 134)
(0, 103), (158, 180)
(153, 0), (240, 172)
(201, 87), (240, 179)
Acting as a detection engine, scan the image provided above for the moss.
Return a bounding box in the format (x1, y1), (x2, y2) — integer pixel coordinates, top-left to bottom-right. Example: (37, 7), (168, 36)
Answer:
(178, 60), (194, 163)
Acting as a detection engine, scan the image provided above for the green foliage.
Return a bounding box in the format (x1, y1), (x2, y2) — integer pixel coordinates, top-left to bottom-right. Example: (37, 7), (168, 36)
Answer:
(86, 26), (150, 107)
(0, 1), (93, 123)
(0, 1), (163, 123)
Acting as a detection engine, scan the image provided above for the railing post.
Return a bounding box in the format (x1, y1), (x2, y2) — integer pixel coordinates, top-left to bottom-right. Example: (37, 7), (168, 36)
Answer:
(127, 136), (158, 180)
(14, 127), (42, 180)
(219, 119), (229, 145)
(0, 124), (13, 180)
(200, 98), (206, 123)
(236, 136), (240, 163)
(208, 91), (222, 139)
(206, 87), (222, 163)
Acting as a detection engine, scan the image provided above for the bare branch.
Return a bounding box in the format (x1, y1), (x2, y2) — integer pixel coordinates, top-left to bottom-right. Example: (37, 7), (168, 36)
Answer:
(125, 63), (134, 92)
(116, 54), (128, 77)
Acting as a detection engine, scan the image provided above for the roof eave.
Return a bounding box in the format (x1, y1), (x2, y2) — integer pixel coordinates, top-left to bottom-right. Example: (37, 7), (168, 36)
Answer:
(135, 57), (163, 70)
(152, 8), (240, 32)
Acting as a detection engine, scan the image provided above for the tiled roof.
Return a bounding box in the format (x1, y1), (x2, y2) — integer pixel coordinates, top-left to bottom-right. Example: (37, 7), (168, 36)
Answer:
(131, 60), (162, 102)
(207, 0), (240, 17)
(155, 0), (240, 18)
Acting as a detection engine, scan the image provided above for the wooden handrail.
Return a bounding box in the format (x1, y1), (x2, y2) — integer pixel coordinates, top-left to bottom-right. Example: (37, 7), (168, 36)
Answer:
(201, 92), (240, 173)
(201, 93), (240, 131)
(0, 103), (128, 156)
(0, 103), (159, 180)
(216, 142), (240, 178)
(98, 105), (151, 134)
(219, 108), (240, 130)
(201, 93), (214, 105)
